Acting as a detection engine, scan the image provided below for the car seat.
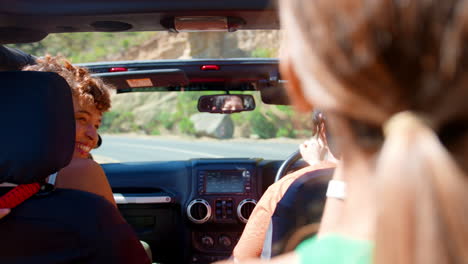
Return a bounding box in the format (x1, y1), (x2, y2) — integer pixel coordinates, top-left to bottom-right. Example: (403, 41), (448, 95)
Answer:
(0, 71), (150, 264)
(262, 167), (335, 258)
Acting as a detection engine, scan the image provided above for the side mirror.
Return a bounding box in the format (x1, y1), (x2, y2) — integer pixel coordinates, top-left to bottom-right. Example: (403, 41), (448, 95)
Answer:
(198, 94), (256, 114)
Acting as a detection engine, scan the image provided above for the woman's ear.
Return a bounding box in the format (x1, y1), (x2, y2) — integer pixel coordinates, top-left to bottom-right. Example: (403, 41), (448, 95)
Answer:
(280, 57), (314, 112)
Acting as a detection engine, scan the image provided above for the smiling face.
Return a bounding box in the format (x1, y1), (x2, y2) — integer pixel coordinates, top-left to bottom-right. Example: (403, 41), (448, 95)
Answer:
(73, 98), (102, 159)
(221, 96), (243, 111)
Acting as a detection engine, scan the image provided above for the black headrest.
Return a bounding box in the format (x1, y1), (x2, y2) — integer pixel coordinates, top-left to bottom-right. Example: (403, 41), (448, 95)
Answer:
(0, 71), (75, 184)
(0, 46), (36, 70)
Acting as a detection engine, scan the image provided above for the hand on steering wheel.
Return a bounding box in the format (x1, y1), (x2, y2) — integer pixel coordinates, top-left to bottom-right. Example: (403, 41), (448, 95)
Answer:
(276, 138), (332, 182)
(300, 139), (328, 166)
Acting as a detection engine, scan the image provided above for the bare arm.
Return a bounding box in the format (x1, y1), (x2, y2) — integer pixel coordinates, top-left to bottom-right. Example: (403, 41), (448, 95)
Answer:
(56, 158), (116, 206)
(300, 139), (343, 236)
(233, 199), (273, 260)
(316, 162), (345, 236)
(217, 252), (299, 264)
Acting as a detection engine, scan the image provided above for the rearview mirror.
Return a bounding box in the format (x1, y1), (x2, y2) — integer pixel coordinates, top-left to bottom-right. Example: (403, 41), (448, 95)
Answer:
(198, 94), (255, 114)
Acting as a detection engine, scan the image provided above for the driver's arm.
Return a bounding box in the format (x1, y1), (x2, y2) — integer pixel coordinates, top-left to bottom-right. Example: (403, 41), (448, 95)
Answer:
(233, 199), (271, 261)
(233, 172), (303, 261)
(233, 164), (334, 261)
(316, 161), (345, 237)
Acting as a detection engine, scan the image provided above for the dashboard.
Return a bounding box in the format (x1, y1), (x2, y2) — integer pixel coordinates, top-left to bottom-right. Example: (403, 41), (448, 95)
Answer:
(103, 158), (287, 264)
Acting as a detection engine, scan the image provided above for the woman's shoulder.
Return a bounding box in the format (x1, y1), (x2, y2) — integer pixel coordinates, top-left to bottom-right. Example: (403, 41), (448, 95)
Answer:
(61, 158), (104, 176)
(56, 158), (116, 206)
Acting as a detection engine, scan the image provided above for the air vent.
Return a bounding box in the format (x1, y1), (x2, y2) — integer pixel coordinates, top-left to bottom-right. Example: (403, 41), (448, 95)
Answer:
(237, 199), (257, 223)
(187, 199), (211, 224)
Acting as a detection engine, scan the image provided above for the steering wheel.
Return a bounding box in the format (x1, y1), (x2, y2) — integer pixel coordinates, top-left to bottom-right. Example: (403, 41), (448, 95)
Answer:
(274, 150), (302, 182)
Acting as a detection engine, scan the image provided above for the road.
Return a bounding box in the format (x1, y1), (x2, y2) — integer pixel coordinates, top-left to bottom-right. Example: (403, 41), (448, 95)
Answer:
(92, 135), (301, 163)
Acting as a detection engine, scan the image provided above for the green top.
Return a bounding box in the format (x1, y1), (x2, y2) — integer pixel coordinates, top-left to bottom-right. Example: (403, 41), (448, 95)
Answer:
(295, 234), (373, 264)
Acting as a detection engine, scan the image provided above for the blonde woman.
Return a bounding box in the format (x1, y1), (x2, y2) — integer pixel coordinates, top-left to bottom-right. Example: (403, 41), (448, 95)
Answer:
(220, 0), (468, 263)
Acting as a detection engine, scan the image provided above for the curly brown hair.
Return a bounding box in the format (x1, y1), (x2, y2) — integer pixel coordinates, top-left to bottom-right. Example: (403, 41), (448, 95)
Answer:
(23, 55), (112, 112)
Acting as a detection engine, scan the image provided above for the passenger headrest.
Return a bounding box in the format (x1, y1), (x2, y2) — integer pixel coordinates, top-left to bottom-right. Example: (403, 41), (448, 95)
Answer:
(0, 71), (75, 184)
(0, 46), (36, 70)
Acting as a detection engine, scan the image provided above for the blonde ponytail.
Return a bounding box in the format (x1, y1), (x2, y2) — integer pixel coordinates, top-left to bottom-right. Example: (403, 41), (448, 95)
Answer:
(374, 112), (468, 264)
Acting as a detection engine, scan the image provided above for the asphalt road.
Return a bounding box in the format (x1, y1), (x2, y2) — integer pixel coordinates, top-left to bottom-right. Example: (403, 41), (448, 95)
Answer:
(92, 135), (301, 163)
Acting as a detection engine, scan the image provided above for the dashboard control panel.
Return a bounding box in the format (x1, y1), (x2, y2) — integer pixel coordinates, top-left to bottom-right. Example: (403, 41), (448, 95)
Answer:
(188, 163), (259, 224)
(197, 169), (252, 195)
(188, 161), (261, 263)
(214, 198), (234, 220)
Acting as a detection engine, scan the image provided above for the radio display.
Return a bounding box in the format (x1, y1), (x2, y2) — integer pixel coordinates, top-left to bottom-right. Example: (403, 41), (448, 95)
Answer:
(204, 170), (247, 193)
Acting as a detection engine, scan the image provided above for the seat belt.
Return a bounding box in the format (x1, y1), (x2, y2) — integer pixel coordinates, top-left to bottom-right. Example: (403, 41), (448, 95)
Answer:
(0, 172), (58, 209)
(0, 183), (41, 208)
(261, 221), (273, 259)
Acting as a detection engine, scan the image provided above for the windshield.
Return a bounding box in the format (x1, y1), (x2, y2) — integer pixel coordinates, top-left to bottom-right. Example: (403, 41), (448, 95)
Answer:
(93, 91), (311, 162)
(8, 30), (314, 163)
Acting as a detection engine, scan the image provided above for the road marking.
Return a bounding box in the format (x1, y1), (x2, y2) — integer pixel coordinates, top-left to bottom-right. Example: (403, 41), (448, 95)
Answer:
(93, 154), (121, 163)
(111, 142), (224, 158)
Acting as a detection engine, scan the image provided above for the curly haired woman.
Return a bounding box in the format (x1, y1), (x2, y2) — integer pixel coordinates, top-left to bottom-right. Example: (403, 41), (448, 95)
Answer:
(23, 55), (115, 206)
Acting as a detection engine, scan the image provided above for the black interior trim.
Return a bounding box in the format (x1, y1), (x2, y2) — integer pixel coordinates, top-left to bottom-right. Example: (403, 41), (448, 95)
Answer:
(0, 0), (279, 44)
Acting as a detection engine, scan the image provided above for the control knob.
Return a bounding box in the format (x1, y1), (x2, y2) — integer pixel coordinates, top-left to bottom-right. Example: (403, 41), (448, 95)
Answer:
(201, 235), (214, 248)
(219, 235), (232, 248)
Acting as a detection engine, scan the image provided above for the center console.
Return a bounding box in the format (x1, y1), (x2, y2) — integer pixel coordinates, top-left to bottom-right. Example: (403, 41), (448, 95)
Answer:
(187, 161), (260, 263)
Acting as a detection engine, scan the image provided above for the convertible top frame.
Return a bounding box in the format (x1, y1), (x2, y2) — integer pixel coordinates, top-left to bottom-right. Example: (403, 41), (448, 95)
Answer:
(0, 0), (279, 44)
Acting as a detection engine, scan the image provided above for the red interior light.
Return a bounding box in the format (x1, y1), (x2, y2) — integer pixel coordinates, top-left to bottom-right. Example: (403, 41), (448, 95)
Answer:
(201, 65), (220, 71)
(109, 67), (128, 72)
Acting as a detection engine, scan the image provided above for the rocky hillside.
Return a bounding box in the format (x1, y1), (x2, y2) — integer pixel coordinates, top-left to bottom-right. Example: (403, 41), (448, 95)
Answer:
(105, 30), (280, 60)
